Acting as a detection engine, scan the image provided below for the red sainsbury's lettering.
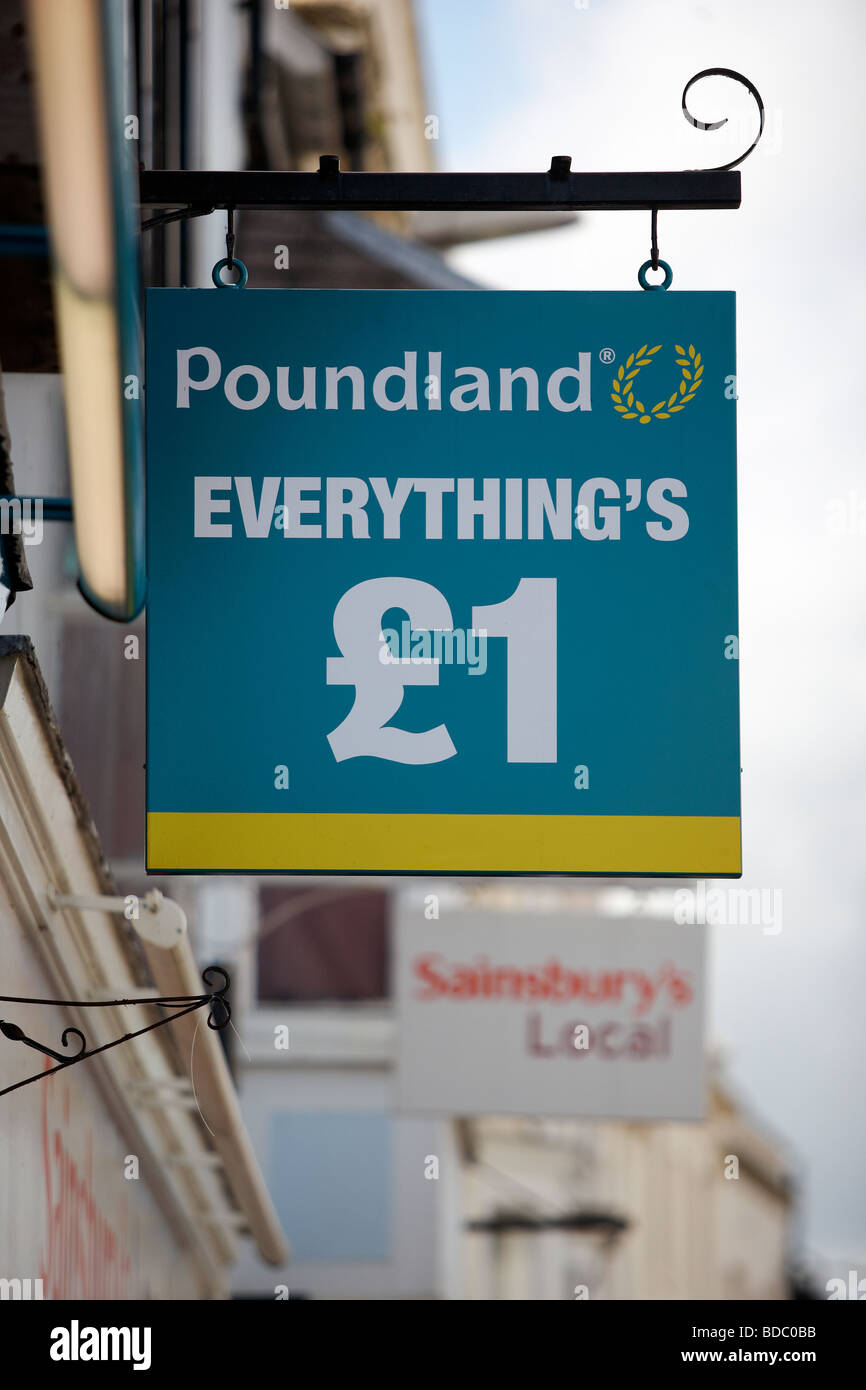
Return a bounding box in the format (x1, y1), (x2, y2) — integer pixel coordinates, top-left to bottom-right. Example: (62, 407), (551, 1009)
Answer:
(411, 954), (694, 1014)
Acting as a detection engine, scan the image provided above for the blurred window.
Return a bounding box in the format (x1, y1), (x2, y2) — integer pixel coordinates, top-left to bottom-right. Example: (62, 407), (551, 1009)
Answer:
(257, 887), (388, 1002)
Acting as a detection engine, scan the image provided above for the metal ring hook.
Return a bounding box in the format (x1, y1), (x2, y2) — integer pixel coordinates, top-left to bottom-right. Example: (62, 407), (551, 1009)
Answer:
(211, 257), (248, 288)
(682, 68), (765, 171)
(638, 259), (673, 291)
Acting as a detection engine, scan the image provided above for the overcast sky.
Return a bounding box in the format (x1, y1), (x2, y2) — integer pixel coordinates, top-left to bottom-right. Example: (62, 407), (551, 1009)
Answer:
(416, 0), (866, 1266)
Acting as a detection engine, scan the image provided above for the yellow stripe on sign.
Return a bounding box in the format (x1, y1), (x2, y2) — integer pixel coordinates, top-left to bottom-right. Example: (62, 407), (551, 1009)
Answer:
(147, 812), (741, 876)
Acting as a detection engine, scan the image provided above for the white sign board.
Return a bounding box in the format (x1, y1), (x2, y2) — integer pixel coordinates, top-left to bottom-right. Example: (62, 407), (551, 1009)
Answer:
(395, 911), (705, 1120)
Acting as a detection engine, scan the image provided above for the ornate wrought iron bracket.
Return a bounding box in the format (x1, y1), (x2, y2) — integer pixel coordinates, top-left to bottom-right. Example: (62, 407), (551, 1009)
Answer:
(0, 967), (230, 1100)
(0, 1018), (86, 1064)
(139, 69), (763, 229)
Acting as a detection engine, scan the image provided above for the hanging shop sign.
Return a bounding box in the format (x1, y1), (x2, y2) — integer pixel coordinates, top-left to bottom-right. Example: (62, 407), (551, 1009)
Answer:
(395, 910), (706, 1120)
(145, 288), (739, 875)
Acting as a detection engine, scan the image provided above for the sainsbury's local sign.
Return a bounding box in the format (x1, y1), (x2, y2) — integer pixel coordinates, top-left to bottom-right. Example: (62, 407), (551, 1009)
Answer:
(145, 289), (740, 875)
(395, 911), (706, 1120)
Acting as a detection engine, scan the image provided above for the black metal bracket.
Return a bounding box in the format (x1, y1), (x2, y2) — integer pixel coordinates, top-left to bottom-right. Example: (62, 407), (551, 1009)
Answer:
(0, 1018), (86, 1064)
(0, 967), (231, 1100)
(140, 166), (741, 218)
(138, 69), (762, 227)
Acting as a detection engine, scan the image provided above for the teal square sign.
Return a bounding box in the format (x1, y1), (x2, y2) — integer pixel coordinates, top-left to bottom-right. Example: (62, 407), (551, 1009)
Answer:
(146, 289), (740, 875)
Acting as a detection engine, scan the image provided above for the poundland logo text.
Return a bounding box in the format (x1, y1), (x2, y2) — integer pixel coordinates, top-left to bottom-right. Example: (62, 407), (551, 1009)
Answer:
(177, 348), (592, 414)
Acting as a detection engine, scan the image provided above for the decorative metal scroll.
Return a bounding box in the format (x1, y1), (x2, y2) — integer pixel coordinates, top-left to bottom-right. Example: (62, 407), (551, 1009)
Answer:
(140, 69), (765, 231)
(0, 967), (230, 1100)
(682, 68), (765, 171)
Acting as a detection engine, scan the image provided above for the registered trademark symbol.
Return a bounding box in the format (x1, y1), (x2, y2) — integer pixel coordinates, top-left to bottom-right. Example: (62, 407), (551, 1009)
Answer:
(599, 348), (615, 365)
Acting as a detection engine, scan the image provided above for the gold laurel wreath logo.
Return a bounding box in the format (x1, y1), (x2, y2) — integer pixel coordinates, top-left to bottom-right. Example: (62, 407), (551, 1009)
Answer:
(610, 343), (703, 422)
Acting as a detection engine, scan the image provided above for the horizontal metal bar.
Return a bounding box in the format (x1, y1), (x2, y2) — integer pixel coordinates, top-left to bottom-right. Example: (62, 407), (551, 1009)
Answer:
(0, 225), (49, 257)
(139, 167), (741, 214)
